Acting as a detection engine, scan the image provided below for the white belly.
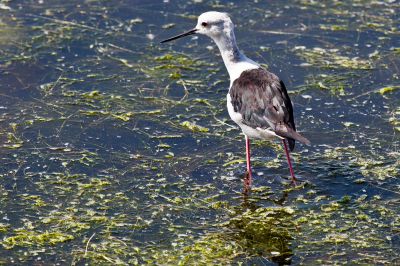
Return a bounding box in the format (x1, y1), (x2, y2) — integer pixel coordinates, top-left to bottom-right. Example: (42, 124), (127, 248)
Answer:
(226, 93), (282, 140)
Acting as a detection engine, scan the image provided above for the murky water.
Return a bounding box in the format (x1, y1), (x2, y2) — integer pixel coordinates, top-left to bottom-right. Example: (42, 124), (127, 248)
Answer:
(0, 0), (399, 265)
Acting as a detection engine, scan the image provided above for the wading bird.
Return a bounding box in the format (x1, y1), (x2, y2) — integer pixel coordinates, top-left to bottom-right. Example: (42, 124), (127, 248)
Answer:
(161, 11), (310, 188)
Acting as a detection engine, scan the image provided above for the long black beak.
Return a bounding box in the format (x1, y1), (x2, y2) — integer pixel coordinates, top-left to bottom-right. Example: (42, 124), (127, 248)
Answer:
(160, 28), (198, 43)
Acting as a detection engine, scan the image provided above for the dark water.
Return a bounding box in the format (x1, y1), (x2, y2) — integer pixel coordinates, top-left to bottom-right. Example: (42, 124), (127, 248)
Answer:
(0, 0), (399, 265)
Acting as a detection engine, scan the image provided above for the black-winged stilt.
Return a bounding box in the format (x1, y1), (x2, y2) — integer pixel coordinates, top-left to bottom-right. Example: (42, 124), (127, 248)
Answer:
(161, 11), (310, 187)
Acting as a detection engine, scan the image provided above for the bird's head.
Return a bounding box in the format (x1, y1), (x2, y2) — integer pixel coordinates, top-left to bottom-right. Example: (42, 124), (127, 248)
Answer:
(195, 11), (233, 39)
(160, 11), (234, 43)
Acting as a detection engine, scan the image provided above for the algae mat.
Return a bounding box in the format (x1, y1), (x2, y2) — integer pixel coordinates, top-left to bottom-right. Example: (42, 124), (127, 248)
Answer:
(0, 0), (399, 265)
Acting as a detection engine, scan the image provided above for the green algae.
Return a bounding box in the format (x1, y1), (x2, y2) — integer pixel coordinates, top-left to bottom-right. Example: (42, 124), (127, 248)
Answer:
(112, 112), (134, 122)
(389, 106), (400, 132)
(0, 223), (10, 233)
(0, 0), (399, 265)
(323, 147), (399, 181)
(226, 206), (294, 260)
(319, 24), (348, 31)
(303, 73), (354, 95)
(295, 0), (399, 35)
(20, 194), (47, 207)
(354, 155), (399, 181)
(293, 195), (398, 262)
(3, 133), (24, 149)
(135, 205), (295, 265)
(2, 230), (74, 249)
(294, 46), (373, 70)
(141, 52), (213, 81)
(180, 121), (209, 133)
(378, 86), (400, 95)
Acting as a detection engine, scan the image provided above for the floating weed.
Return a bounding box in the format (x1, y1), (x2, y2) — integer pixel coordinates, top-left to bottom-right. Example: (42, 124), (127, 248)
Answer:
(77, 178), (111, 191)
(0, 0), (399, 264)
(82, 90), (103, 99)
(59, 77), (85, 86)
(192, 98), (212, 106)
(20, 194), (47, 207)
(293, 193), (398, 263)
(112, 112), (133, 122)
(4, 132), (24, 149)
(293, 46), (373, 70)
(303, 73), (354, 95)
(157, 143), (171, 149)
(59, 88), (167, 123)
(41, 214), (91, 234)
(148, 233), (243, 265)
(295, 0), (398, 35)
(319, 24), (348, 31)
(226, 207), (294, 259)
(168, 71), (182, 79)
(264, 158), (282, 169)
(389, 106), (400, 132)
(323, 147), (399, 181)
(378, 85), (400, 95)
(142, 206), (295, 265)
(79, 109), (110, 117)
(338, 195), (351, 204)
(180, 121), (209, 133)
(141, 52), (214, 81)
(72, 234), (140, 265)
(0, 223), (10, 233)
(107, 56), (135, 68)
(223, 158), (246, 167)
(354, 156), (399, 181)
(2, 230), (74, 249)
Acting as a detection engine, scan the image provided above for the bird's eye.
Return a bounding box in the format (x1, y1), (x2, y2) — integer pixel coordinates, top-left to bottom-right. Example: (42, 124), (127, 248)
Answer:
(201, 22), (208, 27)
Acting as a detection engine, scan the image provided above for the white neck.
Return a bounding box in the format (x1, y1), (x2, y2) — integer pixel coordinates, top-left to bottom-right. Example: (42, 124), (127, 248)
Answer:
(212, 32), (259, 86)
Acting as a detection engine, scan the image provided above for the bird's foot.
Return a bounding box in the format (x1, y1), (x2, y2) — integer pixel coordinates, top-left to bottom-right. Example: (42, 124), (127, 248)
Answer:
(290, 175), (298, 186)
(290, 175), (308, 187)
(242, 171), (252, 195)
(291, 174), (298, 187)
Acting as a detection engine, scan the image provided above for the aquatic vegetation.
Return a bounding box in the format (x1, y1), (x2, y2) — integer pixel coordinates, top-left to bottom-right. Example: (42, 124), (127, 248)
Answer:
(302, 73), (354, 95)
(293, 46), (373, 70)
(0, 0), (398, 265)
(180, 120), (209, 133)
(378, 86), (400, 95)
(292, 193), (399, 264)
(226, 206), (294, 259)
(2, 230), (74, 249)
(141, 52), (214, 81)
(389, 106), (400, 132)
(319, 24), (348, 31)
(323, 147), (399, 181)
(4, 132), (24, 149)
(295, 0), (399, 35)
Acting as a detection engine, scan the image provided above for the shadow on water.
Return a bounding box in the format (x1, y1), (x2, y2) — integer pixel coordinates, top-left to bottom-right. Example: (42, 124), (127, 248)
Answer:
(0, 0), (399, 264)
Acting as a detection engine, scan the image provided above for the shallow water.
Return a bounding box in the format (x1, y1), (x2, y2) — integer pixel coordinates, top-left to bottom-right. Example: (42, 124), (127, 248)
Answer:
(0, 0), (399, 265)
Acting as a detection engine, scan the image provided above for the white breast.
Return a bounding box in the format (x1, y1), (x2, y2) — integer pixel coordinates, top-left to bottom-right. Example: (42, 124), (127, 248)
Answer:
(227, 60), (259, 87)
(226, 93), (242, 124)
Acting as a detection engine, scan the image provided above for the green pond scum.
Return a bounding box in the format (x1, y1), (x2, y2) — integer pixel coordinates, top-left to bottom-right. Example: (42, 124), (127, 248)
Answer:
(0, 0), (399, 265)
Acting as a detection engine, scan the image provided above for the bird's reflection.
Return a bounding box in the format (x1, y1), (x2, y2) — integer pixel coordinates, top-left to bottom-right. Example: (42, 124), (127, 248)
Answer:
(233, 173), (294, 265)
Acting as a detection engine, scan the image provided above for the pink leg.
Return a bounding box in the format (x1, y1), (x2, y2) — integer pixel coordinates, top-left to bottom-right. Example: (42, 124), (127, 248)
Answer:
(244, 135), (252, 188)
(282, 139), (297, 184)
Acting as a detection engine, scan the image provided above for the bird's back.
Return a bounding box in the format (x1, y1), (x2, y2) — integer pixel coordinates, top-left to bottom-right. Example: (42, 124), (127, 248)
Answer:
(229, 68), (309, 151)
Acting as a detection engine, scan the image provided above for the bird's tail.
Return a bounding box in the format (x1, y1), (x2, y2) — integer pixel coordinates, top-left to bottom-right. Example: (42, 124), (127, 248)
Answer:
(275, 124), (310, 151)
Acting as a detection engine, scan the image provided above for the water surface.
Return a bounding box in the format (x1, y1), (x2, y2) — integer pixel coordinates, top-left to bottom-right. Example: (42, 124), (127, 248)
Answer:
(0, 0), (399, 264)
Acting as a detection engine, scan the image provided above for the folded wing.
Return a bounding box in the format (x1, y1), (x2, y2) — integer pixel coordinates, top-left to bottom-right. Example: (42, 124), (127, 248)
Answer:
(229, 68), (310, 151)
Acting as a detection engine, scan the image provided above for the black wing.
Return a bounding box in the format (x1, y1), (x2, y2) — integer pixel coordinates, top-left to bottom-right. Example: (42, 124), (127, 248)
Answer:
(229, 68), (310, 151)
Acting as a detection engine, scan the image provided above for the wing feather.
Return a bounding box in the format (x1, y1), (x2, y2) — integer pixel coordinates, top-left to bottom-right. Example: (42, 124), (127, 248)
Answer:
(230, 68), (310, 151)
